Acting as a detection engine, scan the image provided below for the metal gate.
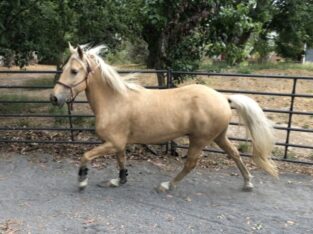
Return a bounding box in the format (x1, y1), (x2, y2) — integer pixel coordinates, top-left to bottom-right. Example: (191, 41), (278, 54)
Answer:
(0, 69), (312, 165)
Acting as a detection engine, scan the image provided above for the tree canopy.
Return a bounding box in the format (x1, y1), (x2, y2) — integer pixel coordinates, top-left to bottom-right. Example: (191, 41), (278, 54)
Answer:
(1, 0), (313, 72)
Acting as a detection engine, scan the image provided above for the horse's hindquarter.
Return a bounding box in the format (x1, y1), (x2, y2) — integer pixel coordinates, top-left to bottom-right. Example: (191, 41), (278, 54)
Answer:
(128, 84), (232, 144)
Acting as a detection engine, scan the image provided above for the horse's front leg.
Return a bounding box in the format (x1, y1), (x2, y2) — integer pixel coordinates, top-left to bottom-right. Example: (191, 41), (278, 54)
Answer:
(78, 142), (117, 190)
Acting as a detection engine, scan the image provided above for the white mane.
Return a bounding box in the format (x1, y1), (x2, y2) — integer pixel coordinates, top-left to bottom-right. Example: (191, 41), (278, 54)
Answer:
(83, 45), (142, 94)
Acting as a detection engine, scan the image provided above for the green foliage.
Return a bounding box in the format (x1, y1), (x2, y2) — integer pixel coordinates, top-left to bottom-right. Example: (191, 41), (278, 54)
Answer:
(253, 36), (275, 63)
(0, 0), (131, 66)
(0, 0), (73, 66)
(134, 0), (277, 84)
(1, 0), (313, 81)
(271, 0), (313, 60)
(206, 0), (261, 65)
(68, 0), (128, 49)
(106, 40), (148, 65)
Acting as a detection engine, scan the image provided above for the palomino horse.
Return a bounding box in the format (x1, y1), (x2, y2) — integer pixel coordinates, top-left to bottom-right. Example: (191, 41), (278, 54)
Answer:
(50, 44), (278, 192)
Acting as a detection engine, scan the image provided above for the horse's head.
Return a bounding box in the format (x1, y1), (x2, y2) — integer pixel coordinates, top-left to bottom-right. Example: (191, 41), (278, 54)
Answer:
(50, 43), (92, 107)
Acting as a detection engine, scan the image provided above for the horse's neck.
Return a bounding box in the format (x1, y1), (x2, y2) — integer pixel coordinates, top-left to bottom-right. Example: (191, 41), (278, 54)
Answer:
(85, 71), (117, 116)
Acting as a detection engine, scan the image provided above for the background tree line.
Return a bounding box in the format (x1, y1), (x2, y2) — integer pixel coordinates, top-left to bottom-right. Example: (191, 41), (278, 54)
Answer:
(1, 0), (313, 83)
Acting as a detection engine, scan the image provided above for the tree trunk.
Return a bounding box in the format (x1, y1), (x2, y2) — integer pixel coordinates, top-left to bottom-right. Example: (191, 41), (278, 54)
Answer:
(143, 26), (167, 86)
(157, 73), (165, 87)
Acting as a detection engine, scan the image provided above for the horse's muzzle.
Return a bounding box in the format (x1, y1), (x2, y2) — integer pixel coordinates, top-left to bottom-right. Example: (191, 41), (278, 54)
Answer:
(50, 93), (65, 107)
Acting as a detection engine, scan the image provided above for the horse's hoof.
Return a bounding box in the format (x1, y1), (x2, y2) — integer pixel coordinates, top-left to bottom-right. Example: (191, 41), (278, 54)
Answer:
(242, 182), (254, 191)
(78, 178), (88, 190)
(109, 178), (120, 187)
(120, 177), (127, 185)
(156, 181), (172, 193)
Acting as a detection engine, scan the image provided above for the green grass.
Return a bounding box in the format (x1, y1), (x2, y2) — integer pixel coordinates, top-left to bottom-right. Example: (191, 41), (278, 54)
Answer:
(200, 60), (313, 73)
(287, 150), (297, 160)
(194, 77), (207, 85)
(48, 106), (68, 126)
(0, 94), (46, 114)
(246, 62), (313, 71)
(23, 77), (55, 88)
(236, 67), (253, 74)
(272, 147), (297, 160)
(48, 106), (96, 127)
(237, 142), (251, 153)
(16, 119), (31, 127)
(72, 116), (95, 126)
(199, 61), (231, 72)
(272, 147), (284, 157)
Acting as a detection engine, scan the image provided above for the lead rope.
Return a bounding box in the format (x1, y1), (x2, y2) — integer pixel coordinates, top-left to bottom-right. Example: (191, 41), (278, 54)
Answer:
(67, 102), (74, 141)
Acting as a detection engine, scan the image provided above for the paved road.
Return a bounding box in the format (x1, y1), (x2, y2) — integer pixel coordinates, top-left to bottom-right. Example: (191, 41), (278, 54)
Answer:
(0, 152), (312, 234)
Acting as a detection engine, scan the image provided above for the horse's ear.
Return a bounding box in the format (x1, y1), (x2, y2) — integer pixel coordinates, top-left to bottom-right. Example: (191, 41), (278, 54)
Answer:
(68, 42), (75, 54)
(77, 46), (84, 59)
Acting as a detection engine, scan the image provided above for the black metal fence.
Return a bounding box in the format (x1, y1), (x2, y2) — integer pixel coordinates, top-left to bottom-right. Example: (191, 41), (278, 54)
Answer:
(0, 69), (312, 165)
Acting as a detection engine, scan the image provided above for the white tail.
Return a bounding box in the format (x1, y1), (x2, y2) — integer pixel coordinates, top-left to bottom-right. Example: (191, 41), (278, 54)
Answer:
(228, 95), (278, 177)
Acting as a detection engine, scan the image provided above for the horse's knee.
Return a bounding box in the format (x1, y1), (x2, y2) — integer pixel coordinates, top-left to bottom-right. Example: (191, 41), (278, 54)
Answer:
(80, 154), (89, 166)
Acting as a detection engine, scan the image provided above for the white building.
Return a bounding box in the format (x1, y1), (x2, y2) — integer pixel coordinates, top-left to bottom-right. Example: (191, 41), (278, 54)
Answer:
(304, 49), (313, 63)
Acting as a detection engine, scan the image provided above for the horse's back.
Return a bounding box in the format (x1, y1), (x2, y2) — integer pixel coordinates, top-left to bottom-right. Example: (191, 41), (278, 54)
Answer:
(155, 84), (231, 118)
(126, 84), (232, 143)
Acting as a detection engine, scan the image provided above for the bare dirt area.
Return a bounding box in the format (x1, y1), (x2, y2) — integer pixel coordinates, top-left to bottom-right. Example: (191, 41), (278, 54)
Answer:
(0, 65), (56, 85)
(0, 152), (312, 234)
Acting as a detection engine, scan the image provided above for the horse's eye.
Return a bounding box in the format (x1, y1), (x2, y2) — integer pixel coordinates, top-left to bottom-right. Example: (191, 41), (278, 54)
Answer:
(71, 69), (78, 75)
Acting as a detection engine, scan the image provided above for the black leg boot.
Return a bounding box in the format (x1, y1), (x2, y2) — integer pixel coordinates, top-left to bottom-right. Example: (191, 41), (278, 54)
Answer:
(78, 166), (89, 190)
(119, 169), (128, 185)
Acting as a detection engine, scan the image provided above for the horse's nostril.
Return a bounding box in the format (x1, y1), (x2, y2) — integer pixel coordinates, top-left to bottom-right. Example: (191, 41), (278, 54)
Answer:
(50, 94), (58, 105)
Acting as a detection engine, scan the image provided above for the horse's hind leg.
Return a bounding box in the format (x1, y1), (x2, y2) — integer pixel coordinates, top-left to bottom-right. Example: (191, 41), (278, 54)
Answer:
(214, 131), (254, 191)
(157, 138), (204, 192)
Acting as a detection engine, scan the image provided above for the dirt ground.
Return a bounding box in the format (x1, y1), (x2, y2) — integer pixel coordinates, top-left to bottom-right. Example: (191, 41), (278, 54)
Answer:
(0, 152), (312, 234)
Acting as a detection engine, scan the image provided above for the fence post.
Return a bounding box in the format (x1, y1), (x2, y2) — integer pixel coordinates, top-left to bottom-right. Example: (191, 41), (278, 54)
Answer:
(166, 68), (178, 155)
(284, 78), (298, 159)
(166, 68), (173, 88)
(166, 68), (171, 154)
(66, 103), (75, 141)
